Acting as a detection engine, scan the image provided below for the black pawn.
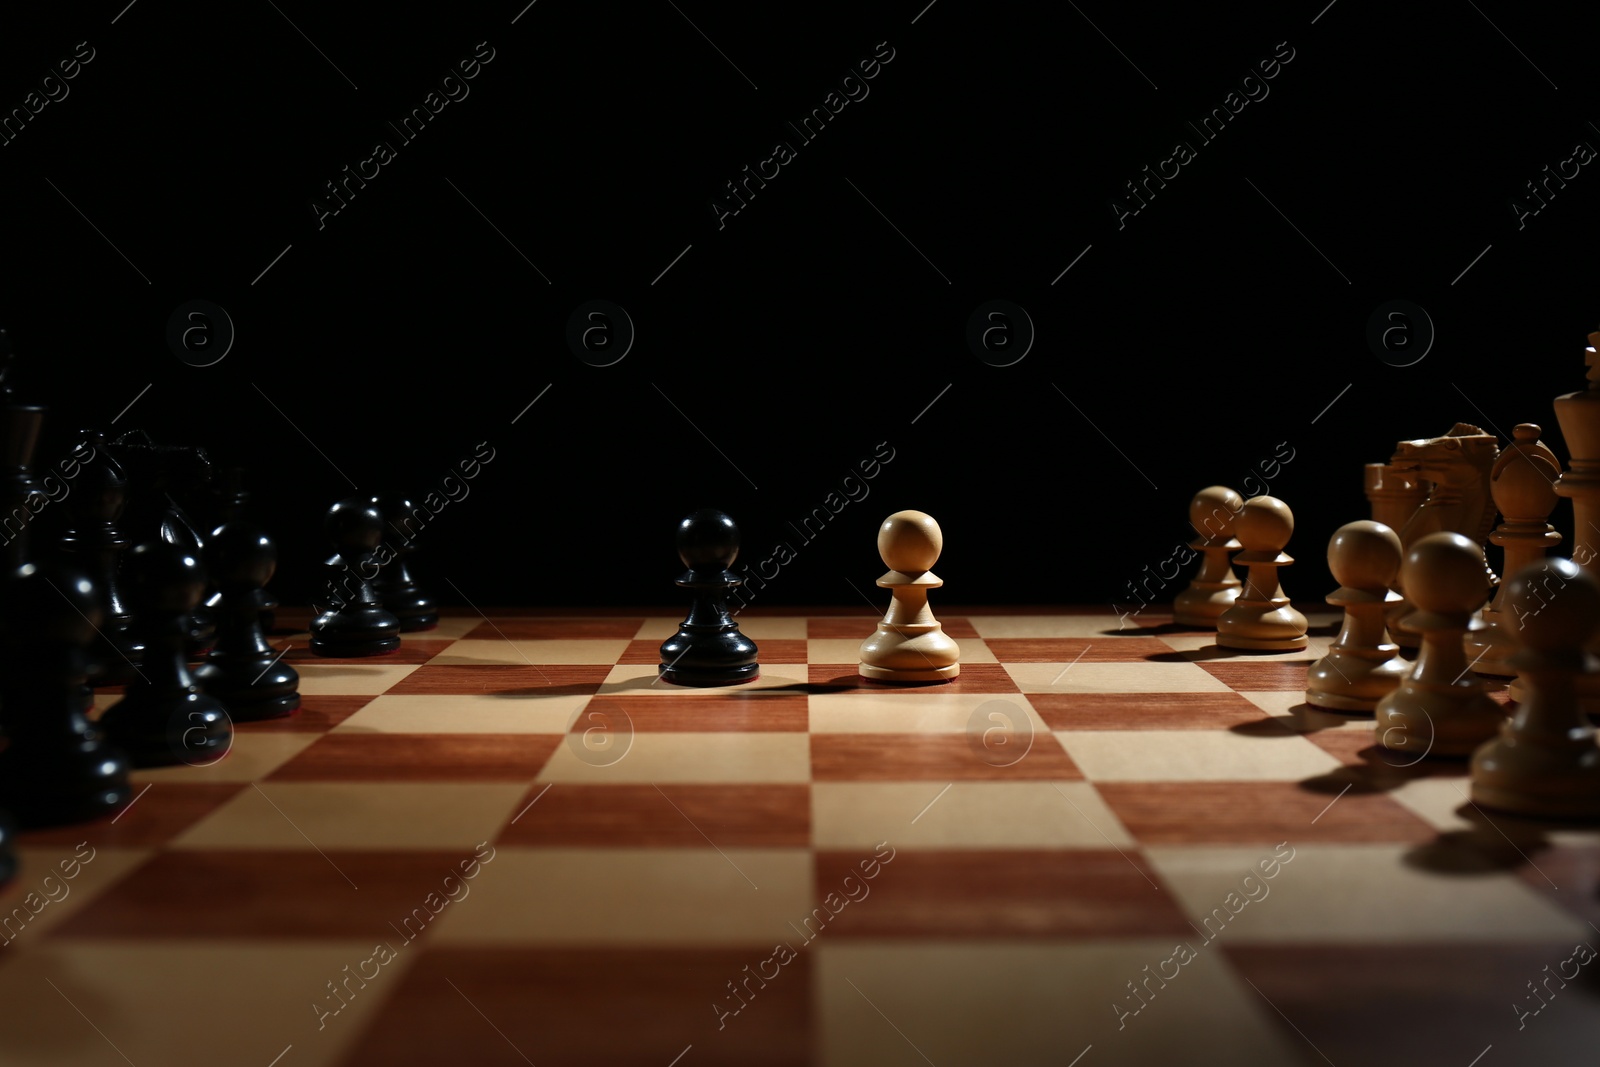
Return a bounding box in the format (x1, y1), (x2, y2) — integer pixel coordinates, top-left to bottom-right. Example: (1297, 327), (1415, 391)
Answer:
(310, 499), (401, 657)
(0, 809), (14, 883)
(202, 467), (277, 632)
(99, 543), (232, 767)
(60, 433), (143, 685)
(195, 522), (300, 719)
(370, 494), (437, 631)
(0, 564), (132, 827)
(659, 509), (759, 686)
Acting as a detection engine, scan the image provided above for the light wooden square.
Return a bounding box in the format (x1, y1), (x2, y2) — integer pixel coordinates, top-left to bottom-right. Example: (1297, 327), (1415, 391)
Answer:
(1008, 662), (1233, 694)
(427, 639), (630, 665)
(130, 731), (321, 784)
(171, 782), (527, 850)
(296, 663), (420, 695)
(536, 731), (811, 784)
(0, 941), (411, 1066)
(816, 942), (1300, 1066)
(808, 693), (1043, 734)
(1055, 730), (1341, 781)
(1147, 843), (1589, 941)
(430, 846), (813, 945)
(334, 693), (585, 734)
(812, 781), (1132, 849)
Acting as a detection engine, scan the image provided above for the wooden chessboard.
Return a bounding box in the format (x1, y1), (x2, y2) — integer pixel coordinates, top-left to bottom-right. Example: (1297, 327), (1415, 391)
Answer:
(3, 608), (1598, 1067)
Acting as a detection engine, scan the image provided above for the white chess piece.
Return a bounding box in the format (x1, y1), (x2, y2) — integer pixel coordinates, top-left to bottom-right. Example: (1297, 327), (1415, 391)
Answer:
(1216, 496), (1308, 651)
(1305, 521), (1408, 712)
(1173, 485), (1243, 628)
(1374, 532), (1503, 758)
(859, 511), (960, 682)
(1471, 556), (1600, 819)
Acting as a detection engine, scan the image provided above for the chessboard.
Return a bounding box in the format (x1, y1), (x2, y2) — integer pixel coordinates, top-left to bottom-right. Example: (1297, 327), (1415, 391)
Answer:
(3, 607), (1597, 1067)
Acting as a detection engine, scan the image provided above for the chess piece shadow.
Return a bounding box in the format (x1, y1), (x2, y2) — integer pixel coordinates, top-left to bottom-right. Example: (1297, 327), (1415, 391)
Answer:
(1099, 621), (1196, 637)
(1227, 716), (1300, 739)
(1293, 731), (1467, 799)
(490, 681), (632, 699)
(1402, 826), (1547, 876)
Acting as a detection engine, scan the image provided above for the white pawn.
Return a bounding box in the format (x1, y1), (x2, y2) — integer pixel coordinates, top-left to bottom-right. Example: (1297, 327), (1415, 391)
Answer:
(1471, 557), (1600, 818)
(1306, 521), (1409, 712)
(859, 511), (959, 683)
(1173, 486), (1244, 628)
(1216, 496), (1308, 651)
(1374, 533), (1503, 758)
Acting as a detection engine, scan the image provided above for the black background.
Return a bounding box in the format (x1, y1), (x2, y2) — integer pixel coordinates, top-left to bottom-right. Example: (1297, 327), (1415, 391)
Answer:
(2, 1), (1596, 609)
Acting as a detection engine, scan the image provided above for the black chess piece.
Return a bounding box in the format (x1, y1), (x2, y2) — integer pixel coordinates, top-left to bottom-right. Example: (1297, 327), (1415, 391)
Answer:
(201, 467), (277, 632)
(0, 808), (15, 883)
(99, 543), (232, 767)
(0, 331), (47, 576)
(370, 494), (438, 631)
(59, 432), (143, 685)
(658, 509), (759, 686)
(310, 498), (402, 657)
(0, 563), (132, 827)
(195, 521), (300, 719)
(104, 431), (217, 655)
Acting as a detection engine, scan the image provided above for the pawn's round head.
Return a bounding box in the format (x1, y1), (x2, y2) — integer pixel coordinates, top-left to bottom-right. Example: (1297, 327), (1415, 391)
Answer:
(1401, 531), (1489, 614)
(326, 498), (384, 552)
(1189, 486), (1244, 540)
(370, 494), (416, 544)
(124, 541), (206, 616)
(1506, 556), (1600, 654)
(878, 510), (943, 574)
(1234, 496), (1293, 552)
(677, 509), (740, 571)
(207, 521), (277, 589)
(1327, 520), (1402, 591)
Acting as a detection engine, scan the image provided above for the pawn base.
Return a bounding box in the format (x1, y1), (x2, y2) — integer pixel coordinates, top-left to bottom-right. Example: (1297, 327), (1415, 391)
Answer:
(859, 662), (960, 683)
(1217, 599), (1308, 652)
(1305, 653), (1407, 714)
(1216, 633), (1308, 651)
(226, 692), (302, 722)
(0, 752), (131, 830)
(310, 604), (402, 659)
(1304, 689), (1381, 714)
(100, 729), (231, 768)
(658, 663), (759, 688)
(310, 634), (401, 658)
(101, 702), (232, 768)
(1374, 688), (1504, 758)
(1470, 730), (1600, 820)
(195, 658), (301, 722)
